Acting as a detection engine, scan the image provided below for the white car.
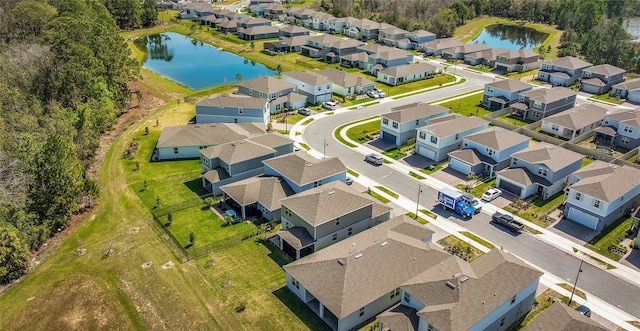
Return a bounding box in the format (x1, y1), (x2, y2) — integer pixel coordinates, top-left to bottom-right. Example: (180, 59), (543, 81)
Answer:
(365, 153), (384, 165)
(482, 188), (502, 201)
(374, 89), (386, 98)
(366, 90), (379, 98)
(345, 177), (353, 185)
(322, 101), (338, 110)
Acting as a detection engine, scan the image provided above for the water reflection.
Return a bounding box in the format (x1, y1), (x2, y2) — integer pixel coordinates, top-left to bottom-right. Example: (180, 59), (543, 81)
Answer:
(472, 24), (547, 50)
(135, 34), (175, 62)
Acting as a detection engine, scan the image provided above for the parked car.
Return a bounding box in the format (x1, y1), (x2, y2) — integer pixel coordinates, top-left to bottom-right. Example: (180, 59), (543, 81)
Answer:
(345, 177), (353, 185)
(322, 101), (338, 110)
(366, 90), (380, 98)
(365, 153), (384, 165)
(374, 89), (386, 98)
(298, 108), (311, 116)
(491, 212), (524, 233)
(575, 305), (591, 318)
(482, 188), (502, 201)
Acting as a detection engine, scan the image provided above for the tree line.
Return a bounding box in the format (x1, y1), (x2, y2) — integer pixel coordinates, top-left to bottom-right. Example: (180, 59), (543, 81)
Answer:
(0, 0), (148, 284)
(324, 0), (640, 72)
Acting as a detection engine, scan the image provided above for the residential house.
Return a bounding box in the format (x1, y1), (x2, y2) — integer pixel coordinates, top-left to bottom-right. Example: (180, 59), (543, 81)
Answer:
(263, 36), (308, 53)
(367, 48), (414, 74)
(594, 108), (640, 150)
(339, 52), (369, 69)
(237, 25), (280, 40)
(200, 134), (293, 194)
(611, 78), (640, 103)
(494, 49), (540, 73)
(155, 123), (263, 160)
(380, 103), (450, 146)
(379, 249), (542, 331)
(464, 47), (509, 66)
(521, 302), (608, 331)
(378, 26), (408, 47)
(279, 25), (310, 37)
(564, 160), (640, 231)
(312, 12), (336, 31)
(496, 144), (583, 200)
(217, 19), (239, 34)
(238, 76), (297, 100)
(264, 3), (285, 19)
(442, 43), (491, 60)
(415, 114), (489, 162)
(482, 79), (534, 110)
(220, 176), (295, 221)
(282, 70), (334, 104)
(237, 17), (272, 29)
(580, 64), (626, 94)
(509, 87), (577, 121)
(632, 209), (640, 249)
(270, 92), (308, 112)
(285, 7), (315, 26)
(324, 39), (365, 64)
(344, 18), (382, 41)
(377, 62), (437, 86)
(177, 3), (212, 21)
(283, 215), (439, 331)
(300, 34), (342, 58)
(262, 152), (348, 194)
(317, 68), (375, 97)
(419, 38), (465, 56)
(278, 181), (392, 260)
(541, 104), (608, 140)
(405, 30), (436, 49)
(537, 56), (593, 86)
(448, 127), (530, 177)
(195, 94), (271, 126)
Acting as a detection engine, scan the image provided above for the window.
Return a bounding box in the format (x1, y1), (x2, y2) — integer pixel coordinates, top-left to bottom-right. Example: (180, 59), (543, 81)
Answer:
(533, 100), (542, 108)
(390, 287), (400, 299)
(455, 133), (459, 140)
(359, 307), (365, 317)
(575, 192), (582, 201)
(347, 227), (353, 236)
(512, 158), (518, 165)
(624, 126), (634, 133)
(292, 277), (300, 289)
(551, 124), (559, 131)
(332, 233), (338, 241)
(621, 137), (630, 144)
(487, 87), (494, 93)
(318, 86), (322, 91)
(419, 132), (426, 139)
(416, 119), (419, 125)
(500, 317), (506, 327)
(392, 122), (398, 129)
(593, 199), (601, 208)
(249, 90), (253, 95)
(238, 108), (243, 114)
(430, 136), (438, 144)
(173, 147), (178, 154)
(538, 168), (548, 176)
(510, 295), (516, 304)
(403, 292), (411, 303)
(464, 142), (468, 147)
(427, 324), (437, 331)
(313, 180), (322, 187)
(275, 104), (281, 111)
(383, 118), (389, 125)
(326, 84), (331, 89)
(487, 148), (494, 156)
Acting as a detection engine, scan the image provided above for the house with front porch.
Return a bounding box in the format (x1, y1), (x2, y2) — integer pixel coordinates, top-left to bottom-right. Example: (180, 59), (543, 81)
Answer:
(448, 127), (530, 178)
(200, 133), (293, 194)
(494, 49), (540, 73)
(540, 104), (608, 140)
(283, 215), (439, 331)
(219, 176), (294, 221)
(496, 144), (583, 200)
(405, 30), (436, 49)
(317, 68), (375, 97)
(366, 48), (414, 75)
(262, 151), (348, 194)
(442, 43), (491, 60)
(419, 38), (465, 56)
(594, 108), (640, 150)
(415, 114), (489, 162)
(482, 79), (534, 110)
(195, 94), (271, 126)
(278, 181), (392, 261)
(509, 87), (577, 122)
(379, 249), (542, 331)
(537, 56), (592, 86)
(377, 62), (437, 86)
(380, 102), (450, 146)
(580, 64), (626, 95)
(564, 160), (640, 231)
(378, 26), (408, 47)
(611, 78), (640, 103)
(282, 70), (333, 104)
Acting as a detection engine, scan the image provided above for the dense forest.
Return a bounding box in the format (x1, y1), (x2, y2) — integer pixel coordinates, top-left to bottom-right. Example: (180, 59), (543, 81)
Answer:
(324, 0), (640, 71)
(0, 0), (155, 284)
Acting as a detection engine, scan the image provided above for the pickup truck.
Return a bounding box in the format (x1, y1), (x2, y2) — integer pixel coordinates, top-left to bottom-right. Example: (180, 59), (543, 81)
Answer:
(436, 188), (474, 219)
(491, 212), (524, 233)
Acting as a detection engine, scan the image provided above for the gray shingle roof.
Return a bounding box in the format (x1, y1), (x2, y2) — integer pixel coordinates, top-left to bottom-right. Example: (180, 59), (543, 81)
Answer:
(317, 68), (375, 88)
(519, 87), (577, 103)
(448, 149), (483, 166)
(283, 215), (443, 319)
(157, 123), (255, 148)
(510, 144), (583, 172)
(383, 103), (449, 123)
(544, 56), (592, 69)
(420, 115), (488, 138)
(569, 161), (640, 203)
(379, 63), (436, 78)
(605, 108), (640, 124)
(279, 25), (309, 34)
(521, 302), (608, 331)
(262, 152), (346, 186)
(196, 93), (268, 109)
(238, 25), (280, 35)
(497, 167), (552, 187)
(496, 49), (538, 59)
(247, 132), (292, 149)
(378, 304), (420, 331)
(583, 64), (626, 76)
(423, 38), (465, 51)
(613, 78), (640, 91)
(543, 104), (607, 130)
(485, 79), (533, 93)
(463, 127), (530, 151)
(283, 70), (331, 86)
(407, 30), (435, 38)
(238, 76), (297, 95)
(200, 139), (275, 164)
(374, 48), (413, 61)
(220, 176), (294, 210)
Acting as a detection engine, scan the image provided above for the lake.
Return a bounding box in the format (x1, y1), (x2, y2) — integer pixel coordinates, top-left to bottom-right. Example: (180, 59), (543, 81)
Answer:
(471, 24), (547, 51)
(136, 32), (276, 90)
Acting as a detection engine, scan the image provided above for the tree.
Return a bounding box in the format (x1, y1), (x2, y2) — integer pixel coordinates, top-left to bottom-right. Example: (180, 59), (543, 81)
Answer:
(430, 9), (457, 38)
(450, 1), (470, 25)
(235, 73), (242, 84)
(189, 232), (196, 246)
(167, 212), (173, 226)
(250, 41), (255, 51)
(140, 0), (158, 27)
(102, 0), (142, 30)
(276, 64), (282, 75)
(0, 224), (31, 284)
(466, 173), (479, 192)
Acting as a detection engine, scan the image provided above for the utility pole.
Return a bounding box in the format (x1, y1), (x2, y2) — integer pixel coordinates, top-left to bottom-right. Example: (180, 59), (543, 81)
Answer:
(323, 138), (327, 159)
(568, 258), (585, 305)
(415, 185), (423, 218)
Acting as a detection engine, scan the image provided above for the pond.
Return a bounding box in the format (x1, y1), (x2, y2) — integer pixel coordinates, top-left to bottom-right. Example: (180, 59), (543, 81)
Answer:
(135, 32), (276, 90)
(471, 24), (547, 51)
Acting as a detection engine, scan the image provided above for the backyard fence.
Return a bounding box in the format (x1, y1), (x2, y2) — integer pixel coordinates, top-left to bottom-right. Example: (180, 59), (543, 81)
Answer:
(152, 194), (214, 218)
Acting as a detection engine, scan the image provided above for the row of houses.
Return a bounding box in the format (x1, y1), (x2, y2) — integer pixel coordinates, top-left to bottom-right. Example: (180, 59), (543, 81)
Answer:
(535, 56), (627, 95)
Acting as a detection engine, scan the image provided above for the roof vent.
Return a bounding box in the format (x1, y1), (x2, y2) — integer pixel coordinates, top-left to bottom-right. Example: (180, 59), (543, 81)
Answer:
(328, 191), (335, 195)
(380, 241), (388, 247)
(354, 253), (363, 259)
(453, 272), (462, 278)
(337, 259), (346, 266)
(307, 163), (314, 167)
(460, 276), (469, 283)
(445, 281), (457, 289)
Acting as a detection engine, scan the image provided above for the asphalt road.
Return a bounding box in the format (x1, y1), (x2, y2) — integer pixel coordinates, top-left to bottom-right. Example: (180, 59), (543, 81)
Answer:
(303, 67), (640, 318)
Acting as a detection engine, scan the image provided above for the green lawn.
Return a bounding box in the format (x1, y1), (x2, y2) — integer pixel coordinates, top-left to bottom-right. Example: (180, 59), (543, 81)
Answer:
(437, 235), (485, 262)
(503, 192), (565, 228)
(347, 169), (360, 178)
(440, 93), (490, 118)
(585, 216), (633, 261)
(405, 212), (430, 224)
(365, 189), (391, 204)
(374, 186), (399, 199)
(383, 144), (415, 160)
(299, 142), (311, 150)
(419, 160), (448, 176)
(345, 119), (380, 143)
(461, 231), (496, 250)
(581, 157), (595, 168)
(384, 74), (455, 96)
(409, 171), (426, 180)
(496, 114), (531, 127)
(588, 93), (625, 105)
(461, 179), (496, 199)
(301, 117), (314, 125)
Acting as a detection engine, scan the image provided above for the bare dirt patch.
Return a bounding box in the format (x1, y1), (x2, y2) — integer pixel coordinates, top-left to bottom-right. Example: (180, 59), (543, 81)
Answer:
(161, 261), (175, 269)
(141, 261), (153, 269)
(127, 227), (140, 234)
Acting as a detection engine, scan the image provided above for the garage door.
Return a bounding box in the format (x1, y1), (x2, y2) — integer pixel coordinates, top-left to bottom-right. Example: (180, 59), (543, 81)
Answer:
(382, 131), (396, 143)
(496, 65), (508, 71)
(418, 146), (436, 160)
(567, 207), (599, 230)
(448, 157), (471, 174)
(498, 178), (522, 197)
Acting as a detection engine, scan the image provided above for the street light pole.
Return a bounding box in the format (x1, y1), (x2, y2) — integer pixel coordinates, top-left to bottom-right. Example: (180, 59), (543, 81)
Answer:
(323, 138), (327, 159)
(415, 185), (423, 218)
(569, 258), (585, 305)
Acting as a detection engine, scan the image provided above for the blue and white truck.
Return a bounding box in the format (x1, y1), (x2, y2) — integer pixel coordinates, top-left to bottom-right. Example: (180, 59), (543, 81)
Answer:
(436, 188), (475, 219)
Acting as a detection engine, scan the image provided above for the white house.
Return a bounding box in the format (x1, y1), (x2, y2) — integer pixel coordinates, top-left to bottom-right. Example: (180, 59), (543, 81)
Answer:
(377, 62), (437, 86)
(380, 102), (450, 146)
(316, 68), (375, 97)
(415, 114), (489, 162)
(540, 104), (608, 140)
(282, 70), (334, 104)
(195, 94), (271, 127)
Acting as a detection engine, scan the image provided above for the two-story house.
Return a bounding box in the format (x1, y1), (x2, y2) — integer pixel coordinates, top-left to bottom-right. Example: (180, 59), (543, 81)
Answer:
(380, 103), (450, 146)
(564, 161), (640, 231)
(155, 123), (264, 160)
(541, 104), (608, 140)
(367, 48), (414, 75)
(344, 18), (382, 41)
(580, 64), (626, 95)
(442, 43), (491, 60)
(419, 38), (465, 56)
(379, 249), (542, 331)
(324, 38), (364, 64)
(611, 78), (640, 103)
(311, 11), (336, 31)
(415, 114), (489, 162)
(509, 87), (577, 121)
(482, 79), (534, 110)
(195, 94), (271, 126)
(300, 34), (342, 58)
(537, 56), (593, 86)
(283, 215), (440, 331)
(317, 68), (375, 97)
(278, 181), (392, 260)
(378, 26), (408, 47)
(448, 127), (530, 178)
(405, 30), (436, 49)
(282, 70), (333, 103)
(262, 151), (348, 194)
(594, 108), (640, 150)
(494, 49), (540, 73)
(377, 62), (438, 86)
(237, 76), (306, 112)
(522, 301), (608, 331)
(200, 134), (293, 194)
(464, 47), (509, 66)
(496, 144), (583, 200)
